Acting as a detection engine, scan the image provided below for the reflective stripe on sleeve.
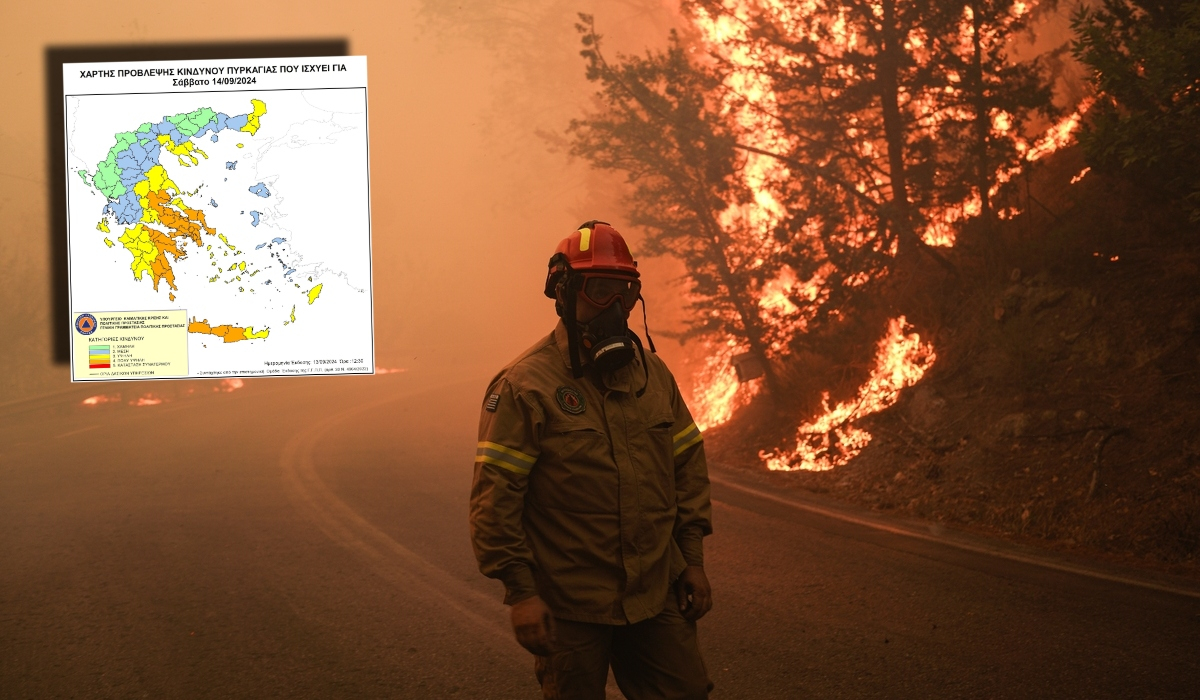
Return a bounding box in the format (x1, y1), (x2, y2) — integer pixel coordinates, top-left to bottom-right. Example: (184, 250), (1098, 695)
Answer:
(672, 422), (703, 456)
(476, 441), (537, 475)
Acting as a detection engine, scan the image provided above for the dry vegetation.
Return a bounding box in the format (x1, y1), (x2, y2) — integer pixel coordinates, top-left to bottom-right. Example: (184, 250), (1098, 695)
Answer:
(707, 146), (1200, 579)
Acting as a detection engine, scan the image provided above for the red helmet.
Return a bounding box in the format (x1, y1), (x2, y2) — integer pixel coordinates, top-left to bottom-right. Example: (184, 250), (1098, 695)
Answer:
(544, 221), (638, 298)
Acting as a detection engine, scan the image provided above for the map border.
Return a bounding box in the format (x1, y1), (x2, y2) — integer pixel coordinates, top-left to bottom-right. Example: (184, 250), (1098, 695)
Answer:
(64, 85), (375, 382)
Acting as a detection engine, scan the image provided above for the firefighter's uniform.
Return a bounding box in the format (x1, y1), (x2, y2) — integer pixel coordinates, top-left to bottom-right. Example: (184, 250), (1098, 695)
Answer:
(469, 320), (713, 699)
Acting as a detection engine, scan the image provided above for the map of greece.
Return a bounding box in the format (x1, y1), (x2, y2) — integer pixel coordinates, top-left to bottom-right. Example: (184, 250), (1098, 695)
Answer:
(65, 57), (373, 380)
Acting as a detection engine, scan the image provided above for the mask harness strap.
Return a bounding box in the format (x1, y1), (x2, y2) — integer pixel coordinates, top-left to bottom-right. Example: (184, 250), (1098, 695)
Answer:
(564, 278), (585, 380)
(633, 294), (655, 398)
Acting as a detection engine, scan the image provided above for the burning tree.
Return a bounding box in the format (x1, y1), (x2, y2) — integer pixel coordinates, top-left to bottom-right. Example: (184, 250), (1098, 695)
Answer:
(1072, 0), (1200, 220)
(569, 1), (1059, 467)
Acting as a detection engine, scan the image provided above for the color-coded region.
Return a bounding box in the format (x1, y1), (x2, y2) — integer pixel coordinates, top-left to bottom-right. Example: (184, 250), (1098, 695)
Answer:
(307, 284), (323, 305)
(118, 223), (181, 291)
(187, 317), (270, 343)
(88, 344), (111, 369)
(248, 183), (270, 198)
(103, 237), (114, 248)
(241, 99), (267, 135)
(250, 211), (261, 226)
(96, 219), (109, 233)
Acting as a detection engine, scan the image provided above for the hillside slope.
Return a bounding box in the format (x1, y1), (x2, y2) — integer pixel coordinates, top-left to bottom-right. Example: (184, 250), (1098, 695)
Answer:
(708, 147), (1200, 579)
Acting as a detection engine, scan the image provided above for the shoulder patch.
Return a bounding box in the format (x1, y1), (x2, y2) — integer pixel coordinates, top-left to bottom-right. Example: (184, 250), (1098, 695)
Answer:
(555, 386), (586, 415)
(485, 393), (501, 412)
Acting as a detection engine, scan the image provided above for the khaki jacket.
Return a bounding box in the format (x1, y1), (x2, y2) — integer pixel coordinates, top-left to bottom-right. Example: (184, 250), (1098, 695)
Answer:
(469, 321), (711, 625)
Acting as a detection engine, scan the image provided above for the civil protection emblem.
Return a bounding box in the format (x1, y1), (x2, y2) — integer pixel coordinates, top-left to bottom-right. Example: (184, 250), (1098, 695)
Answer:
(556, 386), (586, 415)
(75, 313), (98, 336)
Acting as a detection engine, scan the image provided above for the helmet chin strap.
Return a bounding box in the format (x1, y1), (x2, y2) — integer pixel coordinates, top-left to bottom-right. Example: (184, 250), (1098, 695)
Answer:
(562, 276), (585, 379)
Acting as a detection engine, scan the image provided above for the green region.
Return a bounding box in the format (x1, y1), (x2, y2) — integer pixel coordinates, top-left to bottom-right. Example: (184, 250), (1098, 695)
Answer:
(76, 169), (90, 185)
(135, 122), (154, 145)
(93, 131), (136, 198)
(167, 107), (217, 138)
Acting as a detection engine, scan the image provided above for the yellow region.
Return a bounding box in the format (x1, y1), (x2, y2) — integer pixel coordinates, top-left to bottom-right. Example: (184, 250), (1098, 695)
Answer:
(117, 223), (179, 291)
(236, 143), (244, 148)
(119, 224), (158, 282)
(156, 134), (208, 166)
(241, 99), (267, 135)
(96, 219), (110, 233)
(244, 326), (269, 339)
(103, 238), (114, 248)
(227, 263), (238, 271)
(238, 261), (246, 272)
(284, 305), (296, 326)
(218, 233), (238, 252)
(307, 283), (323, 305)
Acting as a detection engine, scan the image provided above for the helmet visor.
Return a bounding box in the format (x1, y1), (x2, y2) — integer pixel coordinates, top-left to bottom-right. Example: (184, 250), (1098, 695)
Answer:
(581, 274), (641, 310)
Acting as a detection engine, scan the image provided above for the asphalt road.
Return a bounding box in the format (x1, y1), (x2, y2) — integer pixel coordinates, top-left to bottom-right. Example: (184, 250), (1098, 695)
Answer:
(2, 373), (1198, 698)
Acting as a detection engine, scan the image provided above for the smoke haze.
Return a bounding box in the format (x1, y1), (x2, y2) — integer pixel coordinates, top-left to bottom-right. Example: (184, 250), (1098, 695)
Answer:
(0, 0), (694, 407)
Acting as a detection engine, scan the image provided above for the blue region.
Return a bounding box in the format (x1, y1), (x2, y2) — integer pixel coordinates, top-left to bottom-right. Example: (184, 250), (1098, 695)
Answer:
(285, 268), (296, 276)
(226, 161), (237, 170)
(154, 120), (185, 144)
(210, 134), (218, 143)
(209, 198), (219, 208)
(225, 114), (249, 131)
(255, 242), (267, 250)
(250, 211), (262, 227)
(103, 190), (143, 225)
(248, 182), (270, 198)
(265, 280), (272, 285)
(271, 237), (286, 244)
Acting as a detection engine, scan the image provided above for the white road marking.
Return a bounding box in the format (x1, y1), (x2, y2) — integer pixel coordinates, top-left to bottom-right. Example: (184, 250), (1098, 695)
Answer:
(710, 473), (1200, 600)
(54, 424), (100, 439)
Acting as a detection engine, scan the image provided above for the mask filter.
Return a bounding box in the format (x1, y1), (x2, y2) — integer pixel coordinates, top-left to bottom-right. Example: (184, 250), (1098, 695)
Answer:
(580, 302), (636, 373)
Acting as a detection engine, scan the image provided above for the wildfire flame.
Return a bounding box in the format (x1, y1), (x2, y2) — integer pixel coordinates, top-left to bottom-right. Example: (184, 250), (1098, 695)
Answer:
(681, 0), (1087, 471)
(762, 316), (936, 471)
(693, 337), (761, 430)
(81, 394), (120, 406)
(216, 378), (244, 392)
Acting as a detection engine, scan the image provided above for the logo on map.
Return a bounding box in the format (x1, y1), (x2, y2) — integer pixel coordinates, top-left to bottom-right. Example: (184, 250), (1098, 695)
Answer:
(75, 313), (98, 336)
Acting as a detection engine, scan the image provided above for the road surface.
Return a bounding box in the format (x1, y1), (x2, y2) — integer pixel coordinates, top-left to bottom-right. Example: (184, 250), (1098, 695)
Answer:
(2, 373), (1197, 698)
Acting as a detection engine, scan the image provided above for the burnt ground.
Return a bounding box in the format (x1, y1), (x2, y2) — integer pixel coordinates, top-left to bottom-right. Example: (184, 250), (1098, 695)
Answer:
(706, 147), (1200, 581)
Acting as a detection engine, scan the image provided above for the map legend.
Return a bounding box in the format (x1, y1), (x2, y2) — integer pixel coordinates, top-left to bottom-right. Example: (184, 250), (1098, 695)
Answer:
(88, 345), (111, 369)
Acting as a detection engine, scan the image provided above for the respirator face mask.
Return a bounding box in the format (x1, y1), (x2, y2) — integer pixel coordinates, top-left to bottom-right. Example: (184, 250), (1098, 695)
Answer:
(577, 273), (640, 373)
(579, 301), (636, 373)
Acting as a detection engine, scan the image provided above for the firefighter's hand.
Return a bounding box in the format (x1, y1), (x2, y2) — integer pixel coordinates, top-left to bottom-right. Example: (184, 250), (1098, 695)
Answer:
(510, 595), (556, 656)
(675, 565), (712, 621)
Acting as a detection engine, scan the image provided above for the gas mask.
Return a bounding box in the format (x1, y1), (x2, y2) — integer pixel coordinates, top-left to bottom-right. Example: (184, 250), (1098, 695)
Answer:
(578, 301), (637, 374)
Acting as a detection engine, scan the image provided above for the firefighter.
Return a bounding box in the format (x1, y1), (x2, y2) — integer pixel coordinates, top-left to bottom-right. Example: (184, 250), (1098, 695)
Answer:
(469, 221), (714, 699)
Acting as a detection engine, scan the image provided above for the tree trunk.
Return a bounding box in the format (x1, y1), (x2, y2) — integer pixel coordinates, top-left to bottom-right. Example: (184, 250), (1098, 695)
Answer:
(971, 0), (994, 229)
(699, 215), (783, 398)
(878, 0), (913, 259)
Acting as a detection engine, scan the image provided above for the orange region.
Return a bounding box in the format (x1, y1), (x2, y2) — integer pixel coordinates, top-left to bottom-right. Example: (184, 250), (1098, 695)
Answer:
(218, 326), (247, 343)
(187, 317), (249, 343)
(146, 189), (210, 248)
(146, 226), (181, 291)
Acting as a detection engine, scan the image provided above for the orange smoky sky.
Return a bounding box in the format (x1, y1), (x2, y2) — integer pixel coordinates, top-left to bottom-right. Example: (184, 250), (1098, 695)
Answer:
(0, 0), (701, 405)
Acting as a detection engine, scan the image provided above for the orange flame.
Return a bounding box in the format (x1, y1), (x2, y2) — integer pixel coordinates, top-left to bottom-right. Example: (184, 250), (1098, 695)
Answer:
(692, 337), (761, 430)
(682, 0), (1084, 461)
(761, 316), (935, 471)
(81, 394), (119, 406)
